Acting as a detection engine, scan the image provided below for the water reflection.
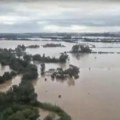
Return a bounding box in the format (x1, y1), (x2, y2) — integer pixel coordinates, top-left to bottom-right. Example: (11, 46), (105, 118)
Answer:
(71, 53), (88, 60)
(67, 78), (75, 86)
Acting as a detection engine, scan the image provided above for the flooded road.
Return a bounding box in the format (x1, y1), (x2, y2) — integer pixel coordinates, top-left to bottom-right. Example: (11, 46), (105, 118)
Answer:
(0, 40), (120, 120)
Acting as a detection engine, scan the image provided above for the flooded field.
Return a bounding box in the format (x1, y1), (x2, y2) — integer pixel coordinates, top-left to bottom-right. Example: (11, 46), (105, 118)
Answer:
(0, 40), (120, 120)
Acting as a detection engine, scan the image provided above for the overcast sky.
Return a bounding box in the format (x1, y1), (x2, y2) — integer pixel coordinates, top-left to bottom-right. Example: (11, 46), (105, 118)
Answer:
(0, 0), (120, 33)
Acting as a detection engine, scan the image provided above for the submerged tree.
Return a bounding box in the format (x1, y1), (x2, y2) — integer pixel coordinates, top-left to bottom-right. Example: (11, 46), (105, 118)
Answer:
(64, 65), (79, 78)
(41, 63), (45, 75)
(59, 53), (68, 63)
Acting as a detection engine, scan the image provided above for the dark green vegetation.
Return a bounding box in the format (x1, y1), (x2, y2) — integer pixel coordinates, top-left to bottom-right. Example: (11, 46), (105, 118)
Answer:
(0, 104), (39, 120)
(0, 48), (39, 119)
(23, 54), (32, 63)
(15, 45), (26, 58)
(32, 54), (59, 63)
(16, 44), (39, 50)
(59, 53), (68, 63)
(0, 46), (71, 120)
(0, 49), (38, 83)
(71, 44), (92, 53)
(38, 102), (71, 120)
(32, 53), (68, 63)
(22, 64), (38, 81)
(27, 45), (40, 48)
(0, 82), (39, 120)
(0, 71), (17, 84)
(0, 79), (71, 120)
(51, 65), (79, 79)
(15, 44), (39, 59)
(43, 43), (65, 47)
(41, 63), (45, 75)
(0, 81), (37, 105)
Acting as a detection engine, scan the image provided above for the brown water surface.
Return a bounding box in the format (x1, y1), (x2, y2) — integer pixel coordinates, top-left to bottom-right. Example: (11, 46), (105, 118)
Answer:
(0, 40), (120, 120)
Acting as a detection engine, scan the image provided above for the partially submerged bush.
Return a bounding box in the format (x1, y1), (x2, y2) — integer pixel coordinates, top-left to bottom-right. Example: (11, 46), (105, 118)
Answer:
(43, 43), (65, 48)
(51, 65), (79, 79)
(41, 63), (45, 75)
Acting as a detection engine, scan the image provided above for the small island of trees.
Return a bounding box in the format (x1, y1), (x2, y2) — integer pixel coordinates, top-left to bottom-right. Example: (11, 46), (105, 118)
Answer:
(26, 45), (40, 48)
(71, 44), (92, 53)
(51, 65), (79, 79)
(32, 53), (68, 63)
(43, 43), (65, 48)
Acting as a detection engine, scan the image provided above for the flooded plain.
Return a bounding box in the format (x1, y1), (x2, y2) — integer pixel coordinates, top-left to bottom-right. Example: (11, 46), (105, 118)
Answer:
(0, 40), (120, 120)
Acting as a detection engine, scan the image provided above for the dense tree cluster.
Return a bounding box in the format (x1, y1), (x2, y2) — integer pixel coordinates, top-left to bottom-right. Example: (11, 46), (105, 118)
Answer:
(0, 46), (71, 120)
(15, 45), (26, 58)
(16, 45), (26, 51)
(33, 54), (59, 63)
(59, 53), (68, 63)
(0, 48), (39, 120)
(0, 82), (39, 120)
(9, 58), (38, 81)
(0, 71), (17, 84)
(1, 104), (39, 120)
(64, 65), (79, 78)
(15, 45), (39, 59)
(41, 63), (45, 75)
(43, 43), (65, 47)
(0, 48), (16, 66)
(0, 81), (37, 105)
(23, 54), (32, 63)
(51, 65), (79, 79)
(26, 45), (40, 48)
(32, 53), (68, 63)
(71, 44), (92, 53)
(22, 64), (38, 81)
(0, 48), (38, 82)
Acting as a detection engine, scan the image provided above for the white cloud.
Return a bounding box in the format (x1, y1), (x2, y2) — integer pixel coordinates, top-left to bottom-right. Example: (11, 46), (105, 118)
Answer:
(43, 25), (120, 33)
(0, 1), (120, 32)
(37, 21), (48, 25)
(0, 15), (30, 25)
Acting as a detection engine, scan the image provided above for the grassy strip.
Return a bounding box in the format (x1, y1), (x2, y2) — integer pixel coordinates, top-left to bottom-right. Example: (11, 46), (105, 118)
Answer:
(37, 102), (71, 120)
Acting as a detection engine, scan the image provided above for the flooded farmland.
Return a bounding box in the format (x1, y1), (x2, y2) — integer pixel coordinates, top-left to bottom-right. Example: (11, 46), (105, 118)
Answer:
(0, 40), (120, 120)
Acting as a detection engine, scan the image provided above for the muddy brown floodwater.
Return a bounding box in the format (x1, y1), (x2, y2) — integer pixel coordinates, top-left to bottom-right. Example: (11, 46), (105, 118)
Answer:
(1, 40), (120, 120)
